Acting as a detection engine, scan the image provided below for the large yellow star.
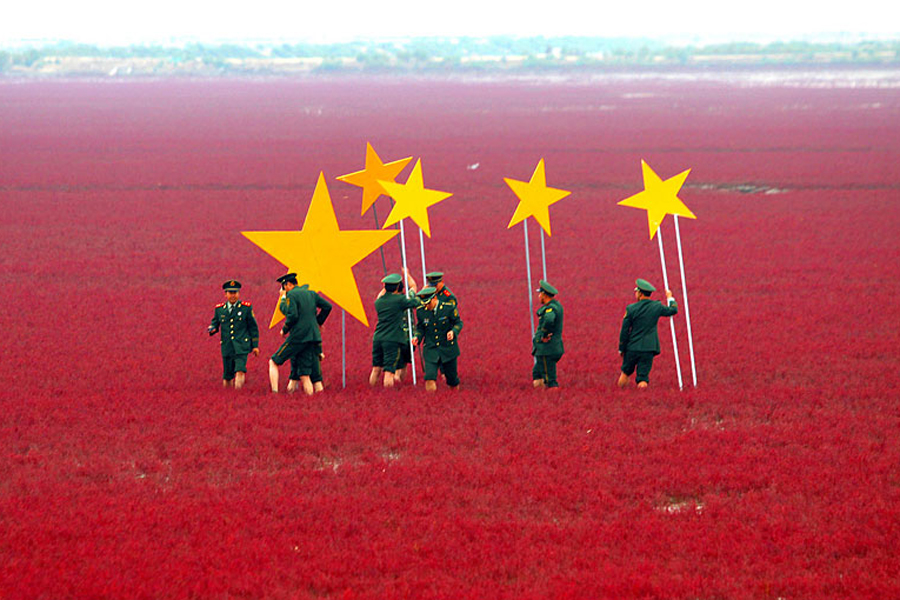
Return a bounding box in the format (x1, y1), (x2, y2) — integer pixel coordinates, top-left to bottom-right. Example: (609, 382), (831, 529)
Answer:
(336, 142), (412, 216)
(618, 160), (696, 239)
(243, 172), (399, 328)
(505, 159), (571, 236)
(378, 159), (452, 238)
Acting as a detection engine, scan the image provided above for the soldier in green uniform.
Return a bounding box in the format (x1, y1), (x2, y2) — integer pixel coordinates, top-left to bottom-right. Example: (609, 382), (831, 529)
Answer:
(532, 280), (564, 389)
(426, 271), (457, 306)
(269, 273), (332, 394)
(208, 280), (259, 389)
(370, 271), (419, 388)
(413, 286), (463, 392)
(618, 278), (678, 389)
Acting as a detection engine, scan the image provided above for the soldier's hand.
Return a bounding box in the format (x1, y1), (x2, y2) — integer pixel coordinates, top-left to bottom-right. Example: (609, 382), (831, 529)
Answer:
(665, 289), (673, 299)
(208, 327), (217, 336)
(447, 331), (454, 341)
(252, 348), (260, 357)
(541, 333), (551, 343)
(319, 353), (325, 361)
(412, 337), (419, 347)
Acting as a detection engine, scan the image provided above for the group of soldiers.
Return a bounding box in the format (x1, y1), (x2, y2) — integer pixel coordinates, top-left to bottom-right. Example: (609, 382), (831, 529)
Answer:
(209, 272), (678, 393)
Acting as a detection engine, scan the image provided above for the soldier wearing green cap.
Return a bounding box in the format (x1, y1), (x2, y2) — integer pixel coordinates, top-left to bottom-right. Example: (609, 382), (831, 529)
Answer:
(268, 273), (332, 394)
(414, 286), (463, 392)
(426, 271), (457, 306)
(370, 269), (419, 388)
(618, 278), (678, 389)
(532, 279), (564, 389)
(208, 280), (259, 389)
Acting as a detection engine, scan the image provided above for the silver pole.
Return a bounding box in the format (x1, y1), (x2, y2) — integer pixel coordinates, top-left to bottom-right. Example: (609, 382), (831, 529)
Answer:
(674, 216), (697, 387)
(657, 227), (683, 390)
(399, 219), (417, 385)
(524, 220), (535, 338)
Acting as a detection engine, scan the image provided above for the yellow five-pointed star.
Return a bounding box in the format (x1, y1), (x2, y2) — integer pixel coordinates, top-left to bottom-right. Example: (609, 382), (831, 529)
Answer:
(336, 142), (412, 216)
(505, 159), (571, 236)
(378, 159), (452, 238)
(618, 160), (697, 240)
(243, 172), (399, 328)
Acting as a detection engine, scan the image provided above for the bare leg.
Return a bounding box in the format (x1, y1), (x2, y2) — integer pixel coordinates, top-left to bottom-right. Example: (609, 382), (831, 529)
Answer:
(223, 379), (231, 388)
(286, 380), (299, 393)
(268, 359), (279, 393)
(395, 367), (405, 382)
(533, 379), (545, 389)
(235, 372), (246, 389)
(369, 367), (383, 387)
(383, 371), (395, 388)
(637, 381), (649, 390)
(617, 372), (630, 388)
(301, 376), (314, 396)
(313, 381), (324, 393)
(425, 380), (437, 392)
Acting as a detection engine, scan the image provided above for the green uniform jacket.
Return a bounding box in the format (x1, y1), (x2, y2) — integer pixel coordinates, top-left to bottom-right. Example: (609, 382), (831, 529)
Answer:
(282, 285), (332, 342)
(619, 299), (678, 355)
(210, 301), (259, 356)
(415, 299), (462, 363)
(532, 298), (564, 357)
(373, 292), (420, 344)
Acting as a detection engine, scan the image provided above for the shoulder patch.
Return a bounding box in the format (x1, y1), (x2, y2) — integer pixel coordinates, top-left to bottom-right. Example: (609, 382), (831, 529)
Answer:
(545, 308), (552, 313)
(242, 301), (251, 306)
(216, 303), (225, 308)
(623, 311), (627, 319)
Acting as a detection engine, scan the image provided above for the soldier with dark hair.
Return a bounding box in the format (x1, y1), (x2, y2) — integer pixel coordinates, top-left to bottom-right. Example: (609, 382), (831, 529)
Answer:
(208, 280), (259, 389)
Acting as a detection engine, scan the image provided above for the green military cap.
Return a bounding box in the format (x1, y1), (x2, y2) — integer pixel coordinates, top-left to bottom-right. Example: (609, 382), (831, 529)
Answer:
(536, 279), (558, 296)
(276, 272), (298, 286)
(222, 280), (242, 291)
(382, 273), (403, 285)
(426, 271), (444, 283)
(417, 286), (437, 301)
(635, 278), (656, 293)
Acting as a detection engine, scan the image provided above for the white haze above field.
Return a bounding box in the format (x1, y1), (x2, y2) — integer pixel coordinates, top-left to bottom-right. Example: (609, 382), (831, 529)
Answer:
(4, 0), (899, 46)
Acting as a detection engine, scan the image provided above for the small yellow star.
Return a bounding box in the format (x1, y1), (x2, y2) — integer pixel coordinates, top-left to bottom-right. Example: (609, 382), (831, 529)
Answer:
(378, 159), (452, 238)
(505, 159), (571, 236)
(243, 172), (399, 327)
(618, 160), (696, 239)
(336, 142), (412, 216)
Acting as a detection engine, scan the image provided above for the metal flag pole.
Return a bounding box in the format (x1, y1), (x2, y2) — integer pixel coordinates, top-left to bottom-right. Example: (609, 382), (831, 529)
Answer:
(399, 219), (417, 385)
(674, 216), (697, 387)
(539, 227), (547, 281)
(341, 309), (346, 388)
(657, 227), (684, 390)
(372, 203), (388, 275)
(524, 219), (535, 338)
(418, 227), (428, 284)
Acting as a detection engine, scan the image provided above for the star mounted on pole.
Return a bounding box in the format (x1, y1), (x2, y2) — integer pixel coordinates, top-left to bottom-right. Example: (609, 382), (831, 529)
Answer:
(505, 158), (571, 236)
(336, 142), (413, 216)
(243, 172), (399, 327)
(378, 159), (452, 238)
(618, 160), (696, 239)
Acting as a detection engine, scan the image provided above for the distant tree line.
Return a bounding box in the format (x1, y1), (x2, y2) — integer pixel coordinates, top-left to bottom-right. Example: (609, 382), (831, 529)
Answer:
(1, 37), (898, 73)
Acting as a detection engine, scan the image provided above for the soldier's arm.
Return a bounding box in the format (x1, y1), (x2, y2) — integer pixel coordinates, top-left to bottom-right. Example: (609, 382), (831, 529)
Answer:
(246, 306), (259, 349)
(540, 308), (556, 335)
(282, 296), (299, 334)
(618, 309), (632, 353)
(209, 309), (220, 335)
(414, 308), (425, 343)
(315, 293), (333, 326)
(450, 305), (462, 336)
(661, 292), (678, 317)
(402, 295), (421, 310)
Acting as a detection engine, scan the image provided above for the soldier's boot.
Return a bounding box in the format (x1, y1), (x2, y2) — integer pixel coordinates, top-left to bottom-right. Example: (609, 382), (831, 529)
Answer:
(425, 381), (437, 392)
(533, 379), (545, 389)
(617, 373), (630, 388)
(637, 381), (649, 390)
(234, 372), (246, 390)
(287, 380), (299, 393)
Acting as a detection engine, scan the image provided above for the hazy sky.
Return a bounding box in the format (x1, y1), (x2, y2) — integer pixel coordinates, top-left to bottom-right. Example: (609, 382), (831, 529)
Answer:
(5, 0), (900, 44)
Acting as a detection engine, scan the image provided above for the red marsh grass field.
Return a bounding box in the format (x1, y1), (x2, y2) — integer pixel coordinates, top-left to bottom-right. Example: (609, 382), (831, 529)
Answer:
(1, 72), (899, 598)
